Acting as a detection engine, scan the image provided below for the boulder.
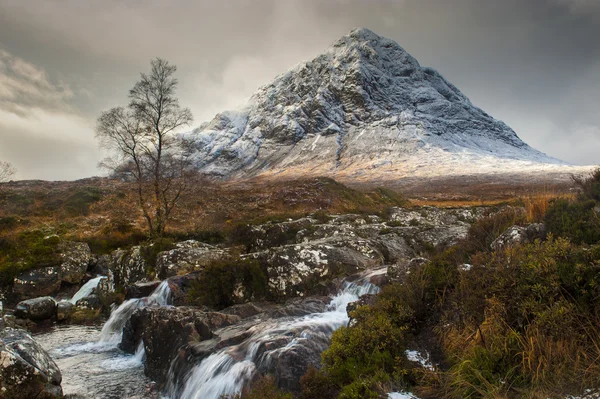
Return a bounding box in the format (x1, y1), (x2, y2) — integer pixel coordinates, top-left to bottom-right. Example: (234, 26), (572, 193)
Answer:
(155, 240), (230, 279)
(166, 272), (202, 306)
(56, 301), (74, 321)
(58, 241), (91, 285)
(121, 306), (240, 385)
(0, 328), (63, 398)
(108, 246), (148, 290)
(12, 241), (92, 299)
(14, 297), (57, 321)
(13, 266), (62, 299)
(125, 281), (161, 299)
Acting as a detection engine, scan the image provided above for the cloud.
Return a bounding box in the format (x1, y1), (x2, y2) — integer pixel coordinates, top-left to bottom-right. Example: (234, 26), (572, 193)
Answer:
(0, 47), (100, 179)
(0, 48), (73, 115)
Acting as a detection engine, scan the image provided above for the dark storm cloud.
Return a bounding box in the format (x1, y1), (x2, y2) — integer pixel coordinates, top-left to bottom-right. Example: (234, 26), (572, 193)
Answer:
(0, 0), (598, 179)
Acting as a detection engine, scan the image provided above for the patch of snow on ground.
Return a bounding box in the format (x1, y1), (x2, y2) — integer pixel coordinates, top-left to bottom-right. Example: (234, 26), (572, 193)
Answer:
(405, 349), (434, 370)
(389, 392), (421, 399)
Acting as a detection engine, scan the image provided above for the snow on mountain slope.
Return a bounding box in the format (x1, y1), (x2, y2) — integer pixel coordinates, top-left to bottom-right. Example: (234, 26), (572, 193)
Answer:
(185, 28), (592, 182)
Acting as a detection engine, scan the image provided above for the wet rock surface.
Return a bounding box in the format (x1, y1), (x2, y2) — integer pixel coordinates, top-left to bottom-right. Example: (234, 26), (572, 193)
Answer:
(121, 306), (240, 386)
(0, 327), (63, 398)
(125, 281), (161, 300)
(15, 296), (57, 321)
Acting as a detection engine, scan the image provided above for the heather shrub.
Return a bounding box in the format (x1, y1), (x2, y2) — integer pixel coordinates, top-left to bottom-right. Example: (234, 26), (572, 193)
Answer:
(187, 258), (268, 309)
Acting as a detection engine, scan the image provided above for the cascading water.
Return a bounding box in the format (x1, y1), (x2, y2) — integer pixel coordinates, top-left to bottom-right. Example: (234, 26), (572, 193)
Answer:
(99, 280), (172, 343)
(170, 268), (385, 399)
(69, 275), (105, 304)
(35, 280), (173, 398)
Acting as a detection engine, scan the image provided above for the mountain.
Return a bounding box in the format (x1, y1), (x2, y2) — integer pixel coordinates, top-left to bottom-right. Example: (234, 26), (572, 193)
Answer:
(184, 28), (580, 184)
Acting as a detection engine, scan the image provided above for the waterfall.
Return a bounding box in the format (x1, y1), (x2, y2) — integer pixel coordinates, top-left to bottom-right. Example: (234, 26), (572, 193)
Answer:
(172, 268), (384, 399)
(69, 276), (105, 304)
(99, 281), (172, 343)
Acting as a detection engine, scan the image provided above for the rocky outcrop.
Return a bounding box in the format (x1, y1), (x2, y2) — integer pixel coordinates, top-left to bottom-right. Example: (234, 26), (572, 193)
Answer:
(14, 297), (57, 321)
(0, 328), (63, 398)
(155, 241), (230, 279)
(12, 242), (92, 299)
(491, 223), (547, 251)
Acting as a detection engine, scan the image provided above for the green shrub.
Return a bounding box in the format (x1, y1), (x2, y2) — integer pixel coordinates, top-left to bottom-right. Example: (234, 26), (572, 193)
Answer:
(221, 375), (292, 399)
(573, 168), (600, 202)
(187, 258), (268, 309)
(545, 198), (600, 245)
(300, 366), (339, 399)
(140, 237), (176, 278)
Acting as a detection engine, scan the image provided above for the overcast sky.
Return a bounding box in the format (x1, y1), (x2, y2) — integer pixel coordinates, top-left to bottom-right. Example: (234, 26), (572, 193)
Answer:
(0, 0), (599, 180)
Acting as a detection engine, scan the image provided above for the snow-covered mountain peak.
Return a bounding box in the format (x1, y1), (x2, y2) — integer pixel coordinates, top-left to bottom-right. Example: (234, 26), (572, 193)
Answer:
(185, 28), (580, 183)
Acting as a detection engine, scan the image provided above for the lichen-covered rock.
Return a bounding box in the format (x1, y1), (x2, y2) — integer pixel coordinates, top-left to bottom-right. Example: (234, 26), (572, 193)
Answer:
(0, 328), (63, 398)
(250, 237), (383, 299)
(491, 223), (547, 252)
(107, 246), (148, 290)
(14, 297), (57, 321)
(56, 301), (73, 321)
(155, 241), (230, 279)
(58, 241), (91, 285)
(13, 266), (62, 299)
(12, 241), (92, 299)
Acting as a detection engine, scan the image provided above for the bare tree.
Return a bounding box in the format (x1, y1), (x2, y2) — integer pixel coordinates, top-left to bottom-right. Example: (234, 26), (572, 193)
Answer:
(0, 161), (16, 183)
(96, 58), (194, 237)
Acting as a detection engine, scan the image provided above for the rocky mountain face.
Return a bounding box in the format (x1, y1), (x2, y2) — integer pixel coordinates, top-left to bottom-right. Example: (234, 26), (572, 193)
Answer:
(185, 28), (569, 184)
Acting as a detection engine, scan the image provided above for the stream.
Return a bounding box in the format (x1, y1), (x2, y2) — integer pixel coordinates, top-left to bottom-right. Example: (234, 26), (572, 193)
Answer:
(34, 271), (383, 399)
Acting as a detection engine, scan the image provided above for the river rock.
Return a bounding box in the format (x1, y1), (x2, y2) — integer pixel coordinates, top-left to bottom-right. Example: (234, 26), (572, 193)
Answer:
(166, 272), (201, 306)
(0, 327), (63, 398)
(14, 297), (57, 321)
(56, 301), (74, 321)
(121, 306), (240, 386)
(12, 242), (92, 299)
(125, 281), (161, 299)
(13, 266), (62, 299)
